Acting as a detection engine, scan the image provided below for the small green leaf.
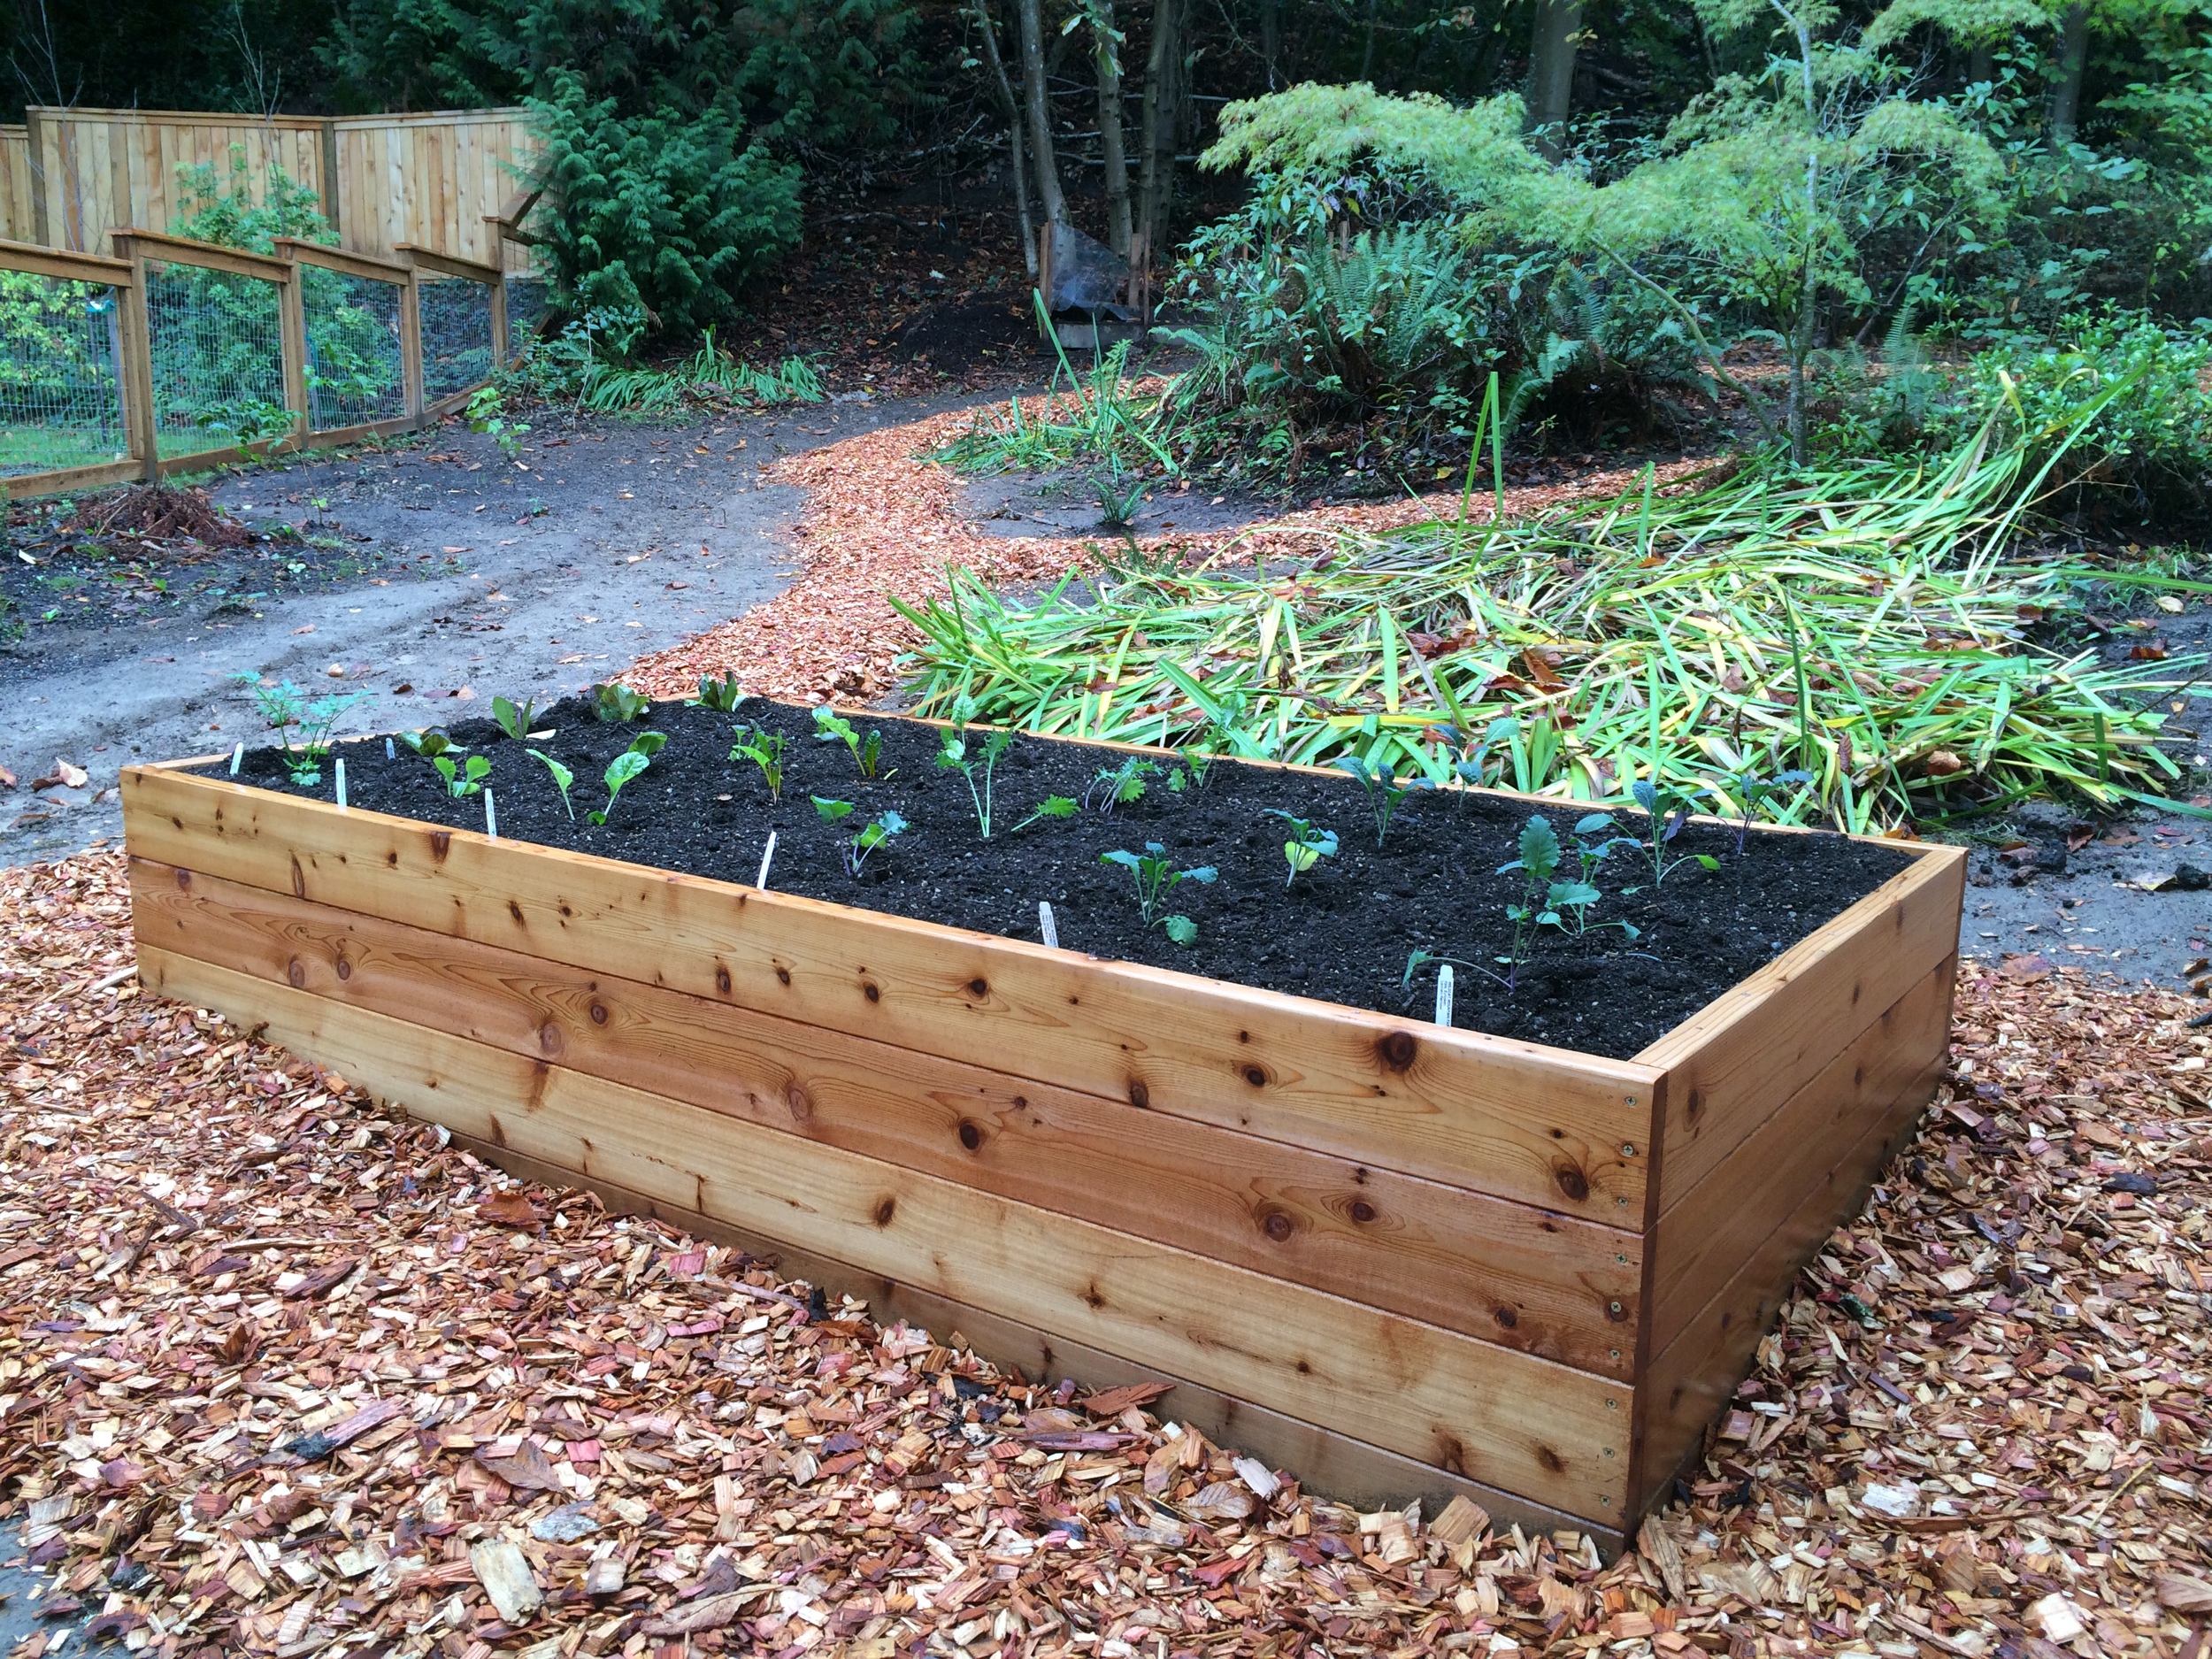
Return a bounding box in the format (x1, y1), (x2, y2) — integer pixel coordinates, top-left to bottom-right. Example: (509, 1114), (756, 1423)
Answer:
(813, 795), (855, 822)
(1162, 915), (1198, 947)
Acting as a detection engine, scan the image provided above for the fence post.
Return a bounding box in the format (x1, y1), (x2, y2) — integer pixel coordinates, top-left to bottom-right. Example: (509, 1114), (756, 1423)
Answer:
(489, 273), (511, 368)
(399, 265), (426, 424)
(108, 231), (160, 484)
(278, 256), (311, 446)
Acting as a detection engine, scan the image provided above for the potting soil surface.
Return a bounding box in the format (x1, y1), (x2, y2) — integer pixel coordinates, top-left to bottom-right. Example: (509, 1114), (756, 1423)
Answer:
(221, 696), (1916, 1060)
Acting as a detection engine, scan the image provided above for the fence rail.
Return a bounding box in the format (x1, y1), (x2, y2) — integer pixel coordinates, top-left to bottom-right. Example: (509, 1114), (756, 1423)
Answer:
(1, 227), (510, 500)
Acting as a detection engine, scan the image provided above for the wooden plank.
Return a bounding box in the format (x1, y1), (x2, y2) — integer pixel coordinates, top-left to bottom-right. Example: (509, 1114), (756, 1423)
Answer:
(274, 236), (411, 283)
(0, 457), (147, 501)
(137, 945), (1636, 1522)
(134, 859), (1644, 1376)
(1646, 955), (1954, 1353)
(1626, 1039), (1942, 1519)
(453, 1130), (1627, 1555)
(120, 764), (1659, 1219)
(396, 242), (501, 284)
(1640, 843), (1962, 1211)
(22, 109), (48, 246)
(111, 227), (293, 281)
(0, 238), (132, 283)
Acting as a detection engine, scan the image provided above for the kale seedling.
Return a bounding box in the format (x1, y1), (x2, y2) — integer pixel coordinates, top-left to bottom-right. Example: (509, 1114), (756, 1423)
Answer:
(1717, 767), (1814, 853)
(491, 695), (538, 741)
(1492, 814), (1567, 987)
(588, 731), (666, 825)
(937, 724), (1015, 838)
(812, 795), (856, 824)
(1265, 810), (1339, 888)
(1628, 778), (1721, 887)
(232, 673), (368, 787)
(814, 705), (888, 779)
(1100, 842), (1215, 946)
(526, 749), (575, 818)
(434, 751), (492, 798)
(730, 723), (788, 800)
(843, 810), (908, 876)
(1013, 795), (1079, 833)
(1335, 755), (1413, 847)
(591, 681), (649, 722)
(1084, 756), (1156, 816)
(690, 672), (746, 712)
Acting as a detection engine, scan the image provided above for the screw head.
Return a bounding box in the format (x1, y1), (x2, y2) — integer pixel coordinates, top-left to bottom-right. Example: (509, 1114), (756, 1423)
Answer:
(1622, 1142), (1637, 1157)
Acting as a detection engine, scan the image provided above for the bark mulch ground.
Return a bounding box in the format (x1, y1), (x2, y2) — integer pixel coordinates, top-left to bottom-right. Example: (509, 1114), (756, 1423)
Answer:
(5, 855), (2212, 1659)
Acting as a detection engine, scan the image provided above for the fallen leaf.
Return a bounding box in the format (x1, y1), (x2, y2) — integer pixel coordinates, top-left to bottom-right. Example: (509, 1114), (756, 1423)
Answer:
(477, 1189), (543, 1230)
(475, 1437), (563, 1492)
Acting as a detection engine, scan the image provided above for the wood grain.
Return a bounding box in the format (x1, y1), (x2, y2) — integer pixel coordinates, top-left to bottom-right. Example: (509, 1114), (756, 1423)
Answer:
(141, 944), (1636, 1521)
(121, 764), (1660, 1219)
(456, 1132), (1628, 1556)
(132, 858), (1642, 1375)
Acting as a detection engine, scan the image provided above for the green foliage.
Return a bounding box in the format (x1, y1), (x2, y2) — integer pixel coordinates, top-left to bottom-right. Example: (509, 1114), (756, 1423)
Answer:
(434, 751), (494, 797)
(492, 695), (538, 741)
(1265, 811), (1339, 887)
(730, 722), (789, 798)
(936, 712), (1015, 838)
(842, 809), (907, 874)
(526, 748), (577, 818)
(588, 731), (667, 825)
(1100, 842), (1216, 941)
(690, 672), (747, 711)
(813, 704), (887, 778)
(234, 675), (370, 787)
(592, 681), (650, 721)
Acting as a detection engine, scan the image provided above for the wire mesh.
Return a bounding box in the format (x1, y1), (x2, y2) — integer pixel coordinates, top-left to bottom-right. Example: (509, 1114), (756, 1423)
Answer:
(419, 274), (495, 403)
(0, 269), (130, 478)
(505, 276), (549, 348)
(143, 257), (289, 460)
(300, 265), (404, 431)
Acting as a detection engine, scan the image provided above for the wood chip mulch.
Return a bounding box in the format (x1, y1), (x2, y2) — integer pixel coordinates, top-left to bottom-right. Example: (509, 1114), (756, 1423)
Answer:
(621, 403), (1710, 704)
(6, 854), (2212, 1659)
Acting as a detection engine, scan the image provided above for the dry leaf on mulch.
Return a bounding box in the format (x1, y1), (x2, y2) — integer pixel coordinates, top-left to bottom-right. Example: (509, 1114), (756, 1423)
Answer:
(4, 854), (2212, 1659)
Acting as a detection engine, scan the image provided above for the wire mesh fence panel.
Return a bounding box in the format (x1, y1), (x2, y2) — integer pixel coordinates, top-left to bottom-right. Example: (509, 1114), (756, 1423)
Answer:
(419, 275), (495, 404)
(505, 276), (549, 349)
(0, 270), (130, 478)
(300, 265), (404, 431)
(143, 257), (289, 461)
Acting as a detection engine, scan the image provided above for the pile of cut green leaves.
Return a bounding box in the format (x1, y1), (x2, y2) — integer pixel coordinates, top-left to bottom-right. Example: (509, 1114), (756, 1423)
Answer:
(898, 435), (2206, 831)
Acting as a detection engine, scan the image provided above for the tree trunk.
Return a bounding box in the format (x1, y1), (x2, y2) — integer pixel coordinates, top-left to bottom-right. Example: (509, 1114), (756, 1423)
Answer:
(975, 0), (1039, 275)
(1967, 43), (1992, 87)
(1259, 0), (1279, 89)
(2051, 2), (2089, 147)
(1017, 0), (1068, 227)
(1789, 7), (1816, 466)
(1360, 0), (1379, 81)
(1094, 1), (1133, 257)
(1137, 0), (1180, 258)
(1525, 0), (1583, 164)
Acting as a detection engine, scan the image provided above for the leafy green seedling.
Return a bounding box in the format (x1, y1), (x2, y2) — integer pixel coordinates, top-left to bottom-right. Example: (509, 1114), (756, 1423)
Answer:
(591, 681), (649, 722)
(690, 673), (746, 712)
(730, 723), (788, 799)
(843, 810), (908, 876)
(400, 727), (460, 760)
(1335, 755), (1413, 846)
(1718, 768), (1815, 853)
(527, 749), (575, 818)
(1548, 813), (1642, 941)
(232, 673), (369, 787)
(588, 731), (667, 825)
(1494, 815), (1565, 987)
(1013, 795), (1079, 833)
(1100, 842), (1215, 945)
(813, 705), (887, 779)
(812, 795), (855, 823)
(1085, 756), (1156, 816)
(434, 752), (492, 798)
(937, 724), (1015, 838)
(492, 695), (538, 741)
(1629, 778), (1721, 887)
(1266, 811), (1339, 888)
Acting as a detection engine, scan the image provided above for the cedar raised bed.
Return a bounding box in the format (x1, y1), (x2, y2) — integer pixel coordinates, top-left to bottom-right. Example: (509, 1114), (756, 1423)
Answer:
(120, 716), (1964, 1550)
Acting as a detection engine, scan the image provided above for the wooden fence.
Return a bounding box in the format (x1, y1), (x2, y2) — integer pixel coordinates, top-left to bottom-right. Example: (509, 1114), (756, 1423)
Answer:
(3, 107), (539, 274)
(0, 229), (509, 501)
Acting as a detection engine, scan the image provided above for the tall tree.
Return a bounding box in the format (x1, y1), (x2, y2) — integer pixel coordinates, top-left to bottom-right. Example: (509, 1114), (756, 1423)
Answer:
(972, 0), (1038, 273)
(1089, 0), (1133, 254)
(1525, 0), (1582, 162)
(1136, 0), (1179, 256)
(2050, 1), (2090, 143)
(1016, 0), (1068, 227)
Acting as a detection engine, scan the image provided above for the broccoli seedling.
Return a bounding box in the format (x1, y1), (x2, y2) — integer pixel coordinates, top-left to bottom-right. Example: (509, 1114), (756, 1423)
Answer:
(1084, 756), (1156, 816)
(1717, 767), (1815, 853)
(843, 810), (908, 876)
(232, 672), (369, 787)
(1265, 811), (1339, 888)
(937, 723), (1015, 838)
(587, 731), (666, 825)
(1013, 795), (1079, 833)
(1550, 813), (1642, 941)
(491, 695), (538, 742)
(1494, 814), (1565, 986)
(690, 672), (746, 712)
(812, 795), (855, 823)
(526, 748), (575, 818)
(1628, 778), (1722, 887)
(1100, 842), (1215, 945)
(1335, 755), (1414, 847)
(591, 682), (649, 723)
(813, 705), (888, 779)
(434, 752), (492, 798)
(730, 723), (788, 800)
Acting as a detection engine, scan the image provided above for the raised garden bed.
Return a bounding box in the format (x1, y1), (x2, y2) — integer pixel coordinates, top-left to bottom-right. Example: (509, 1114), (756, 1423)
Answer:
(121, 698), (1965, 1548)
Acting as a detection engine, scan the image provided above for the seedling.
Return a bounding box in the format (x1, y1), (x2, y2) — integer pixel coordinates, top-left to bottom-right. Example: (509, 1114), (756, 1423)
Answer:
(730, 723), (788, 799)
(843, 810), (908, 876)
(399, 727), (460, 760)
(1013, 795), (1079, 833)
(434, 751), (492, 798)
(527, 748), (576, 818)
(1491, 815), (1566, 987)
(812, 795), (855, 823)
(491, 695), (538, 741)
(1100, 843), (1215, 945)
(591, 681), (649, 723)
(691, 672), (746, 712)
(588, 731), (667, 825)
(1085, 756), (1156, 816)
(814, 705), (887, 779)
(232, 673), (368, 787)
(1717, 767), (1814, 853)
(937, 723), (1016, 838)
(1335, 755), (1413, 847)
(1266, 811), (1339, 888)
(1629, 778), (1721, 887)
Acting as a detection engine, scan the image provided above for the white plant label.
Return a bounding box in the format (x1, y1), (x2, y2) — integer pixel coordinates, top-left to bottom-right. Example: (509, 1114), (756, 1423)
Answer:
(1039, 902), (1058, 949)
(1434, 964), (1455, 1027)
(757, 830), (778, 890)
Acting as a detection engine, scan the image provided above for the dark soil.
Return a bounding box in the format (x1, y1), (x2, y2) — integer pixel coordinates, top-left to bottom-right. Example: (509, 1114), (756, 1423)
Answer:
(219, 697), (1916, 1059)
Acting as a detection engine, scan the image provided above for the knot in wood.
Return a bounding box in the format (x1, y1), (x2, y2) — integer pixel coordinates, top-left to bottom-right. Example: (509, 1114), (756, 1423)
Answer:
(715, 965), (732, 995)
(1553, 1163), (1591, 1202)
(286, 957), (305, 988)
(1349, 1200), (1378, 1225)
(1126, 1079), (1150, 1110)
(1374, 1029), (1417, 1071)
(173, 867), (191, 889)
(334, 956), (352, 981)
(956, 1120), (983, 1152)
(588, 1001), (609, 1025)
(1261, 1210), (1294, 1242)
